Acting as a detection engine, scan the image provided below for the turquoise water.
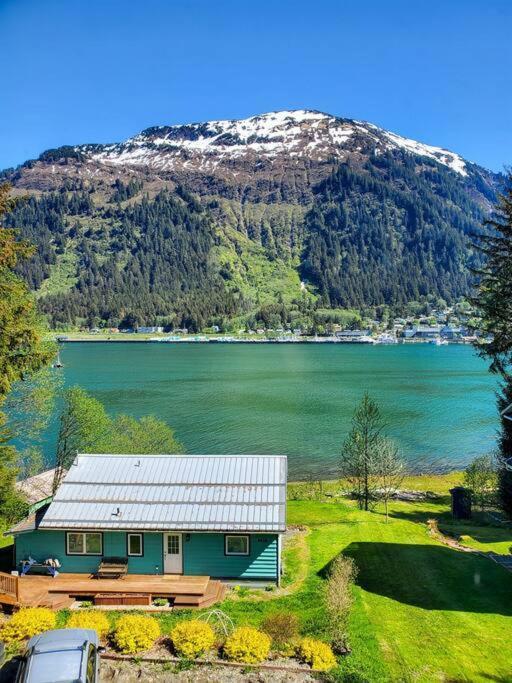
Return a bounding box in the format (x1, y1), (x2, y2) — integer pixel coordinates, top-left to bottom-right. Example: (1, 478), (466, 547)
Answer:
(42, 343), (497, 479)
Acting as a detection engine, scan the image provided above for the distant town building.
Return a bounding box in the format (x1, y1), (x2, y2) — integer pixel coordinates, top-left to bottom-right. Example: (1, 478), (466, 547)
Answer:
(403, 325), (442, 340)
(441, 325), (464, 340)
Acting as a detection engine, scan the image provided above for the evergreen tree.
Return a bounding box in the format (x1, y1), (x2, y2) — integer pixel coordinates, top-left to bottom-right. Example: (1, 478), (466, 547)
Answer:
(473, 174), (512, 517)
(340, 393), (384, 511)
(0, 183), (54, 524)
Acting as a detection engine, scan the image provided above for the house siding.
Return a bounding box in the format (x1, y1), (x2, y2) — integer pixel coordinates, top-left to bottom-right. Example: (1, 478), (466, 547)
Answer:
(184, 533), (278, 579)
(15, 530), (163, 575)
(15, 530), (278, 580)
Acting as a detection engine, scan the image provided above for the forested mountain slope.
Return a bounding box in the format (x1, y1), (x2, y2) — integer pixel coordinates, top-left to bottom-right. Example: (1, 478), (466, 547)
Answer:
(1, 110), (503, 328)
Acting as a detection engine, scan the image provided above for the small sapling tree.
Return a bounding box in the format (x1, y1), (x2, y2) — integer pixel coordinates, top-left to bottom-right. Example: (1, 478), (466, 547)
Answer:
(375, 438), (406, 522)
(340, 393), (384, 510)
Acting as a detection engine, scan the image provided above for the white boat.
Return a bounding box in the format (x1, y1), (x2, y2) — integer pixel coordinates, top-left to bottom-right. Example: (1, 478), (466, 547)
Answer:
(431, 337), (448, 346)
(376, 333), (398, 345)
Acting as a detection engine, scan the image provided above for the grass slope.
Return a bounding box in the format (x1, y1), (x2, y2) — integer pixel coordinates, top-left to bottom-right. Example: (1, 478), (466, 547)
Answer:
(287, 500), (512, 682)
(35, 249), (78, 298)
(214, 225), (306, 309)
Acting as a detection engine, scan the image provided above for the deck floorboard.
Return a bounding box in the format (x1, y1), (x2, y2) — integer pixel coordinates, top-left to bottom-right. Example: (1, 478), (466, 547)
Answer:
(15, 573), (212, 606)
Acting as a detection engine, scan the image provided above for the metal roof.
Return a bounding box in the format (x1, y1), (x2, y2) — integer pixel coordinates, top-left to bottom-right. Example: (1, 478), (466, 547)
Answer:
(39, 455), (287, 533)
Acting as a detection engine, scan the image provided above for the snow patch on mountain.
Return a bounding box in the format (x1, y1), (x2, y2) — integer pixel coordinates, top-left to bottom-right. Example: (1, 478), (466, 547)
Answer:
(382, 130), (467, 176)
(89, 109), (469, 177)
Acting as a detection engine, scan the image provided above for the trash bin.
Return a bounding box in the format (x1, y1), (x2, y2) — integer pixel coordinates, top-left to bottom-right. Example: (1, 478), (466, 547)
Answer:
(449, 486), (472, 519)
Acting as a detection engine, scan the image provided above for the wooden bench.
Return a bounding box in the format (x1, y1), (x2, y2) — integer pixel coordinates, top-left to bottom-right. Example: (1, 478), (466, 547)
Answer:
(95, 557), (128, 579)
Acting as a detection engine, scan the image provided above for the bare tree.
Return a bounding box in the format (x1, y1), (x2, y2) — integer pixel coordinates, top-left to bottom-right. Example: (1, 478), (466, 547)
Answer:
(340, 393), (384, 510)
(325, 554), (358, 653)
(375, 438), (406, 522)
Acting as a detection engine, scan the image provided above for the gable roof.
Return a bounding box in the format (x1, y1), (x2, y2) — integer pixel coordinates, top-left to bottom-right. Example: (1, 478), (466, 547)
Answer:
(38, 454), (287, 533)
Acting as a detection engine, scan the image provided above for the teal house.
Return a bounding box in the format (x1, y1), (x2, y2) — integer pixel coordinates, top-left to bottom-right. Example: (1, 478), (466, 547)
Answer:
(10, 454), (287, 583)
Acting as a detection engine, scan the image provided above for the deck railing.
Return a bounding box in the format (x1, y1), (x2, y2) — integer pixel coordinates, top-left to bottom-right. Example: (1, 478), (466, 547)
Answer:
(0, 571), (18, 600)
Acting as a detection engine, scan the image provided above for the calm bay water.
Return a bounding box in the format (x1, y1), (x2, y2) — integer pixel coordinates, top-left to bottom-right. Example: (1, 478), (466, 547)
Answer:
(43, 343), (497, 479)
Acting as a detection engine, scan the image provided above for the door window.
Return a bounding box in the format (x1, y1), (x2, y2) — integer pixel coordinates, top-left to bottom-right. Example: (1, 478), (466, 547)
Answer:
(167, 534), (180, 554)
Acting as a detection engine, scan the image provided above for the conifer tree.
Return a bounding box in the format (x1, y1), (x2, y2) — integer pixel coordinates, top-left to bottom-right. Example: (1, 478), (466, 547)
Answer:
(473, 174), (512, 517)
(0, 183), (54, 523)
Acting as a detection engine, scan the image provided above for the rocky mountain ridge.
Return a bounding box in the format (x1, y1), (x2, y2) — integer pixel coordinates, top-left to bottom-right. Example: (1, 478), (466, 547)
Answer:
(1, 110), (504, 328)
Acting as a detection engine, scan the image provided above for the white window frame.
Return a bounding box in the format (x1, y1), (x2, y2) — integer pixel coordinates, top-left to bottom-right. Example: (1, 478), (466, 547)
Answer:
(127, 533), (143, 557)
(225, 534), (250, 556)
(66, 531), (103, 556)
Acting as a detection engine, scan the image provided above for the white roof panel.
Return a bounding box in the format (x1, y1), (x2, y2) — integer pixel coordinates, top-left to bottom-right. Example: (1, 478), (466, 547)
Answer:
(40, 455), (287, 533)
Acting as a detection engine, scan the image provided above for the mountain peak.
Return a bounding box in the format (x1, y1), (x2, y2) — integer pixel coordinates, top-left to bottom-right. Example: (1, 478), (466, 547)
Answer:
(87, 109), (469, 177)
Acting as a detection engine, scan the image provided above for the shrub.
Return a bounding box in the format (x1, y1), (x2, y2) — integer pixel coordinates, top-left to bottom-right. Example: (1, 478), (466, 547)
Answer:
(276, 639), (300, 657)
(261, 611), (299, 646)
(1, 608), (56, 644)
(325, 555), (357, 651)
(171, 619), (215, 659)
(112, 614), (160, 654)
(223, 626), (271, 664)
(298, 637), (337, 671)
(153, 598), (169, 607)
(67, 610), (110, 638)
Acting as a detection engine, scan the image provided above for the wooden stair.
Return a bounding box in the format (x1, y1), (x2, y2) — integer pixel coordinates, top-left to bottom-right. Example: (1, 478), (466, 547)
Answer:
(173, 580), (226, 609)
(40, 595), (75, 610)
(18, 587), (74, 610)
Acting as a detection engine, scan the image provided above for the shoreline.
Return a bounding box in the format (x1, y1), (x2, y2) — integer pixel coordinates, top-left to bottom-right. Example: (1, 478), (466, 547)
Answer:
(53, 335), (476, 346)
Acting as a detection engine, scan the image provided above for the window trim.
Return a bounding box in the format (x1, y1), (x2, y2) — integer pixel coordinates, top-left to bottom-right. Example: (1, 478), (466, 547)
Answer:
(127, 532), (144, 557)
(224, 534), (250, 556)
(66, 531), (103, 556)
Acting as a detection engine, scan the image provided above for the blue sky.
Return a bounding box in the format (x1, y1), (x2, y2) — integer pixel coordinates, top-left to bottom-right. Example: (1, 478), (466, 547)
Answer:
(1, 0), (510, 171)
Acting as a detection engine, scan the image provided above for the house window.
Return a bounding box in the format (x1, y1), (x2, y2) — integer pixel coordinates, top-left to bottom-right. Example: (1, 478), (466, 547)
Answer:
(66, 532), (102, 555)
(127, 533), (143, 557)
(225, 535), (250, 556)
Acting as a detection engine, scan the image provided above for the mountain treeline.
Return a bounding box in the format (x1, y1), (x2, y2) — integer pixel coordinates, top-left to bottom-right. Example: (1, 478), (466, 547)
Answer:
(2, 153), (501, 329)
(301, 154), (490, 309)
(6, 186), (240, 330)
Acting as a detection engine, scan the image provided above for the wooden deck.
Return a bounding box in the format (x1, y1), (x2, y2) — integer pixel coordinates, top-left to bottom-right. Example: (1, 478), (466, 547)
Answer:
(0, 572), (226, 610)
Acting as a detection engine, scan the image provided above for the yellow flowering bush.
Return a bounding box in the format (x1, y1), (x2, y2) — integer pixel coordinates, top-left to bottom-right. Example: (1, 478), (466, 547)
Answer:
(112, 614), (160, 654)
(297, 637), (337, 671)
(67, 610), (110, 638)
(170, 619), (215, 658)
(223, 626), (271, 664)
(1, 608), (56, 644)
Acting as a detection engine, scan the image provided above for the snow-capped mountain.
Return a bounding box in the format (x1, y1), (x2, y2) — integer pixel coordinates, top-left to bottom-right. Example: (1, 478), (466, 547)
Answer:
(3, 109), (503, 328)
(88, 109), (469, 177)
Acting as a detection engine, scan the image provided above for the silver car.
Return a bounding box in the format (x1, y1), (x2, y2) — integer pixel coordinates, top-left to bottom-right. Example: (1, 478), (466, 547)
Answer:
(14, 628), (104, 683)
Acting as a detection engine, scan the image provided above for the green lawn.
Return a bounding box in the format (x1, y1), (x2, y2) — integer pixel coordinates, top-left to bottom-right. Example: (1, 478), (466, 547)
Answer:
(283, 500), (512, 682)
